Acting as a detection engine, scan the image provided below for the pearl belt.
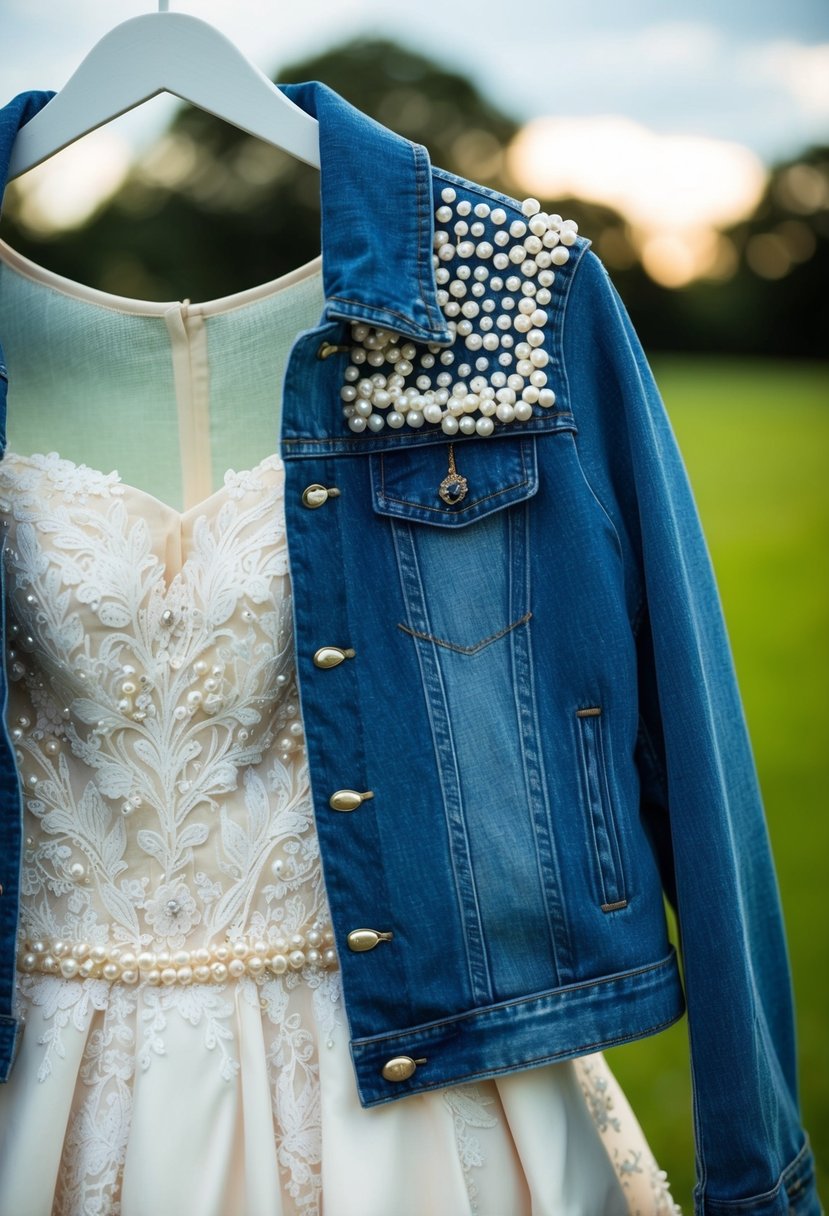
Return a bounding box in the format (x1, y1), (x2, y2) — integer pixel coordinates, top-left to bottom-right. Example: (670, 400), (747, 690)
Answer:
(17, 927), (339, 986)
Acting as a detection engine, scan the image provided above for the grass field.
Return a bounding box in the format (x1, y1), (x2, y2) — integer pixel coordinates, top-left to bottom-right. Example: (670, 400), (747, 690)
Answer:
(600, 356), (829, 1210)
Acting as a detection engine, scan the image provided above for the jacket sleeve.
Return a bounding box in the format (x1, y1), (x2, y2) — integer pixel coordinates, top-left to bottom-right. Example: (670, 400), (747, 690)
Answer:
(562, 247), (818, 1215)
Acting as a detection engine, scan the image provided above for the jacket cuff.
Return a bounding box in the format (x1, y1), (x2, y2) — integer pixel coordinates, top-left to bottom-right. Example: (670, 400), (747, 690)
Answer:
(694, 1136), (822, 1216)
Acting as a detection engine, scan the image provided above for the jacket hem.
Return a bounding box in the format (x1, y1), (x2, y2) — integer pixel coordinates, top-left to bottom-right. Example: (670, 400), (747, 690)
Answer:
(693, 1134), (821, 1215)
(351, 946), (686, 1106)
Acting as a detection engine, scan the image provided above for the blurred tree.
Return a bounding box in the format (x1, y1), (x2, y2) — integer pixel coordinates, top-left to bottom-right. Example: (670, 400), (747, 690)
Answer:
(0, 37), (825, 359)
(0, 38), (521, 304)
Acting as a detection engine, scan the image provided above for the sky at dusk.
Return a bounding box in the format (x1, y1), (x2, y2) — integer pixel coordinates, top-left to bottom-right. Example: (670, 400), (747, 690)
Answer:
(1, 0), (827, 285)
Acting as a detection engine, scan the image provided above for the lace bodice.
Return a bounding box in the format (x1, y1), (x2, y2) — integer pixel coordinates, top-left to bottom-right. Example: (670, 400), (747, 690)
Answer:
(0, 448), (335, 970)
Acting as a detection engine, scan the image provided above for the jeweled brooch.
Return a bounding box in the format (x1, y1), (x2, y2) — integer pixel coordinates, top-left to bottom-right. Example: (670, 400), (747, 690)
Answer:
(438, 443), (468, 505)
(340, 192), (579, 438)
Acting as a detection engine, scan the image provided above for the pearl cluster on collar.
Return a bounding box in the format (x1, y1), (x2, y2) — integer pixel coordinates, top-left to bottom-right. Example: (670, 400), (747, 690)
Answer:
(340, 191), (579, 437)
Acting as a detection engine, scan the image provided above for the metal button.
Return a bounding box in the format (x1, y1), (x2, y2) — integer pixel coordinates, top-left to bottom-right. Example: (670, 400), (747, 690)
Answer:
(313, 646), (355, 669)
(0, 882), (4, 896)
(381, 1056), (427, 1083)
(347, 929), (393, 952)
(316, 341), (351, 360)
(329, 789), (374, 812)
(302, 484), (340, 509)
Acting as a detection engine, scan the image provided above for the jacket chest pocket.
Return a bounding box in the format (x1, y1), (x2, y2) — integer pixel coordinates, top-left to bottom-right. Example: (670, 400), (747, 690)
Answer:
(370, 435), (539, 654)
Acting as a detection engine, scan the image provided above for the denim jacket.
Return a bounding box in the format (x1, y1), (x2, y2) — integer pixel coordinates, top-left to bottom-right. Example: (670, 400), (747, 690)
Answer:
(0, 82), (820, 1215)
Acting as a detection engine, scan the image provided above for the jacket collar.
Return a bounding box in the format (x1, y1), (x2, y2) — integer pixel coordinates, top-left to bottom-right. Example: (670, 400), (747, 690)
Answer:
(0, 81), (451, 344)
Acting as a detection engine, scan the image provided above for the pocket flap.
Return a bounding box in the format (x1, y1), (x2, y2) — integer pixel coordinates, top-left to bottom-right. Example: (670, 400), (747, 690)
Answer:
(370, 436), (539, 528)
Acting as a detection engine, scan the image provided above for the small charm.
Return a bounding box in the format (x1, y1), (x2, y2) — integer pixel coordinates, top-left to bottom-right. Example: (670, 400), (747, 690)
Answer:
(438, 444), (469, 505)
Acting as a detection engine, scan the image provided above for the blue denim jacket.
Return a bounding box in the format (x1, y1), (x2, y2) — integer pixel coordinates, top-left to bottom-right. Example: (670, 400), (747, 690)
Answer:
(0, 82), (820, 1215)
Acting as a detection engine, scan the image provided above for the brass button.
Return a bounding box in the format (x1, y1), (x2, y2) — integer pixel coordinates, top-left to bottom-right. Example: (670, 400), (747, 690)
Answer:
(313, 646), (355, 669)
(347, 929), (393, 952)
(316, 341), (351, 360)
(329, 789), (374, 812)
(381, 1056), (427, 1083)
(302, 484), (336, 509)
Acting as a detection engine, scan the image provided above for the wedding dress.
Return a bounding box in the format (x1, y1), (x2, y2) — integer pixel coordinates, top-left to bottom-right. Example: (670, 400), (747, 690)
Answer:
(0, 234), (682, 1216)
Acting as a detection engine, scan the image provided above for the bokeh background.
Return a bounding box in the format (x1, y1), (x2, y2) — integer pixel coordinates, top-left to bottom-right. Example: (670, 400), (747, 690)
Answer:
(1, 1), (827, 1207)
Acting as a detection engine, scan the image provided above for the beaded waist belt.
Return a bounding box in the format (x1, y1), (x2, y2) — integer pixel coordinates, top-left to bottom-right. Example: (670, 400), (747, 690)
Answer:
(17, 925), (339, 986)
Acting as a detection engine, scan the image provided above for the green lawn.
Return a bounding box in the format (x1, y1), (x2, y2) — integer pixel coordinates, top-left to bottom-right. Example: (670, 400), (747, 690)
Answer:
(602, 356), (829, 1211)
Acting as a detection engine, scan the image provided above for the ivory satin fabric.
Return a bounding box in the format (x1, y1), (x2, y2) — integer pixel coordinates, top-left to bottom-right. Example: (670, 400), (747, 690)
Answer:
(0, 237), (681, 1216)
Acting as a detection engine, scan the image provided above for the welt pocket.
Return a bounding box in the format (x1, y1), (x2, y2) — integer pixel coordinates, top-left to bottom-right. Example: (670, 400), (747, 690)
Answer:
(574, 706), (629, 912)
(369, 434), (540, 528)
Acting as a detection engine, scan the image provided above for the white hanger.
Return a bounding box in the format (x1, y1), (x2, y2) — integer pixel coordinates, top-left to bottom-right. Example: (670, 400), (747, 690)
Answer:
(7, 1), (320, 181)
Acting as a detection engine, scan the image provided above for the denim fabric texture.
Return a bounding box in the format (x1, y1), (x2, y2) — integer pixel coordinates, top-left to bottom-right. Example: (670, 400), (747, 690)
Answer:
(0, 82), (821, 1215)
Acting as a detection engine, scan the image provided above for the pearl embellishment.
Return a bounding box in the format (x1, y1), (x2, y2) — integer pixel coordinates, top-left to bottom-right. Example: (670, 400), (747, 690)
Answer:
(341, 193), (577, 436)
(18, 927), (339, 984)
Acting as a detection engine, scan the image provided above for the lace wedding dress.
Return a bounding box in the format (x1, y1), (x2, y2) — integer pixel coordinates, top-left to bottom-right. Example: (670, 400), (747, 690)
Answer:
(0, 235), (682, 1216)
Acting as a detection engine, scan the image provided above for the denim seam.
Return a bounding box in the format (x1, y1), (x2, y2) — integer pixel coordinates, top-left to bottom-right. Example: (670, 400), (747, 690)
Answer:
(697, 1135), (814, 1210)
(514, 503), (573, 979)
(280, 413), (576, 449)
(327, 294), (432, 331)
(415, 145), (440, 331)
(555, 239), (591, 419)
(354, 948), (679, 1044)
(358, 1012), (683, 1101)
(397, 610), (532, 655)
(388, 518), (492, 1002)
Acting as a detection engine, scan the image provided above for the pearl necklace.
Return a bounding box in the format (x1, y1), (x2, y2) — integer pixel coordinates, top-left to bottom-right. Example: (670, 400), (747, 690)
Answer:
(341, 192), (578, 438)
